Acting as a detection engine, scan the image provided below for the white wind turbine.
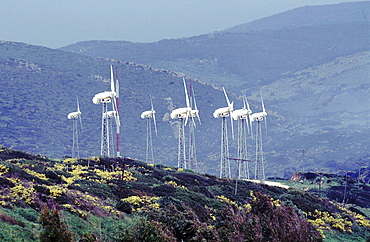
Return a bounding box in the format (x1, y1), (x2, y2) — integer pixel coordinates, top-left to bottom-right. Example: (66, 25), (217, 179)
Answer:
(67, 96), (83, 158)
(213, 87), (234, 178)
(92, 65), (120, 157)
(141, 95), (158, 164)
(188, 82), (201, 172)
(249, 93), (267, 182)
(170, 77), (192, 168)
(231, 95), (252, 179)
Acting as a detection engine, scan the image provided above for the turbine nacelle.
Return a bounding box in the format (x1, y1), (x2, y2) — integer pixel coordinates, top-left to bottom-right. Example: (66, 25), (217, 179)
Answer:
(141, 110), (156, 119)
(67, 111), (81, 119)
(213, 107), (232, 118)
(170, 107), (191, 120)
(250, 112), (267, 122)
(231, 108), (252, 120)
(92, 91), (116, 104)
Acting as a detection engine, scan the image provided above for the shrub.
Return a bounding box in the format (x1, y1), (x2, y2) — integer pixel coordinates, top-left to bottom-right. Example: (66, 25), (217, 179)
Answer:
(38, 207), (75, 242)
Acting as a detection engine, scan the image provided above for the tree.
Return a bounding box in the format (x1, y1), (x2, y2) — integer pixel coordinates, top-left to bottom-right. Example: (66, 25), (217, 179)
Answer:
(39, 207), (75, 242)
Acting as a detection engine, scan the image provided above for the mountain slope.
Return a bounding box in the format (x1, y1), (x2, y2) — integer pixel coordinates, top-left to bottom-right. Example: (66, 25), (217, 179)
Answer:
(225, 1), (370, 33)
(0, 41), (230, 174)
(60, 2), (370, 93)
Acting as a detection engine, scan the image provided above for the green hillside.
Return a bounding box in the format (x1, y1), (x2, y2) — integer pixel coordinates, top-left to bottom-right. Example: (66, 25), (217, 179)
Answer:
(0, 146), (370, 241)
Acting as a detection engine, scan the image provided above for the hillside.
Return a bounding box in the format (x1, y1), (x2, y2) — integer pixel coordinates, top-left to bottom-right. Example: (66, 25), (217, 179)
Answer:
(0, 146), (370, 241)
(56, 2), (370, 177)
(0, 41), (232, 175)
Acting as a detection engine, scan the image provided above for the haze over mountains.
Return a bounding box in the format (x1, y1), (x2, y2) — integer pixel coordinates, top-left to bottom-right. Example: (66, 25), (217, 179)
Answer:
(1, 2), (370, 177)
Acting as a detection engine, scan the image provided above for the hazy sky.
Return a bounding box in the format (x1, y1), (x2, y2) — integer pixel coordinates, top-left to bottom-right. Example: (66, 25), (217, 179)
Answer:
(0, 0), (366, 49)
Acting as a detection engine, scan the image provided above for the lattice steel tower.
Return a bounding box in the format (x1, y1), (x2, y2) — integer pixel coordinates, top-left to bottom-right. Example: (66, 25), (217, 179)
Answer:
(254, 118), (265, 181)
(220, 116), (231, 178)
(141, 96), (158, 163)
(178, 118), (186, 168)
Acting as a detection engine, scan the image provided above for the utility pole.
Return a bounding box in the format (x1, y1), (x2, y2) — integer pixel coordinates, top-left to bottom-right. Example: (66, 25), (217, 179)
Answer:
(298, 149), (308, 174)
(227, 157), (251, 195)
(339, 170), (349, 206)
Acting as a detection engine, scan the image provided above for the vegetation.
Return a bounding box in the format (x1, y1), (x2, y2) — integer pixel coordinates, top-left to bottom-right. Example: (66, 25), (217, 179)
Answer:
(0, 146), (369, 241)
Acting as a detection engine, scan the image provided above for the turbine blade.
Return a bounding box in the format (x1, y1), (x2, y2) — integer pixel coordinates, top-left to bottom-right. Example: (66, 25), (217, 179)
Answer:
(191, 116), (196, 128)
(79, 115), (83, 133)
(150, 95), (157, 135)
(230, 112), (234, 139)
(76, 95), (80, 113)
(196, 112), (201, 125)
(115, 66), (119, 98)
(246, 115), (250, 134)
(264, 117), (268, 136)
(261, 92), (265, 113)
(185, 112), (189, 127)
(110, 65), (115, 92)
(183, 78), (190, 108)
(246, 97), (251, 112)
(223, 87), (231, 107)
(153, 112), (158, 136)
(249, 115), (253, 139)
(150, 95), (154, 111)
(192, 88), (201, 124)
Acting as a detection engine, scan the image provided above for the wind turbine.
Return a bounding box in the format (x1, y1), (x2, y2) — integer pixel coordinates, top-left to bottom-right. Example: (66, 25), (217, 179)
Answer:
(188, 81), (201, 171)
(170, 77), (192, 168)
(213, 87), (234, 178)
(231, 95), (252, 179)
(249, 93), (267, 182)
(92, 65), (120, 157)
(67, 96), (83, 158)
(141, 95), (158, 164)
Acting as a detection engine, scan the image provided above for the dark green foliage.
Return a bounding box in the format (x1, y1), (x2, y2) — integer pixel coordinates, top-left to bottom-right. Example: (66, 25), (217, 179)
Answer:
(246, 192), (322, 242)
(39, 207), (75, 242)
(107, 215), (175, 242)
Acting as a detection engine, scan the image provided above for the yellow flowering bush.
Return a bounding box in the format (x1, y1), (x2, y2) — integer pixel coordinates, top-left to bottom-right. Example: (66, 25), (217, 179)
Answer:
(307, 210), (353, 235)
(216, 195), (238, 207)
(121, 195), (160, 212)
(48, 185), (64, 198)
(23, 168), (48, 180)
(9, 182), (36, 205)
(0, 164), (9, 176)
(165, 180), (186, 189)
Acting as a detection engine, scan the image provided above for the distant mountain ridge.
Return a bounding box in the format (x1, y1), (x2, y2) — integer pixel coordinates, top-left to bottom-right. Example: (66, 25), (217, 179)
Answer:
(60, 2), (370, 93)
(225, 1), (370, 33)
